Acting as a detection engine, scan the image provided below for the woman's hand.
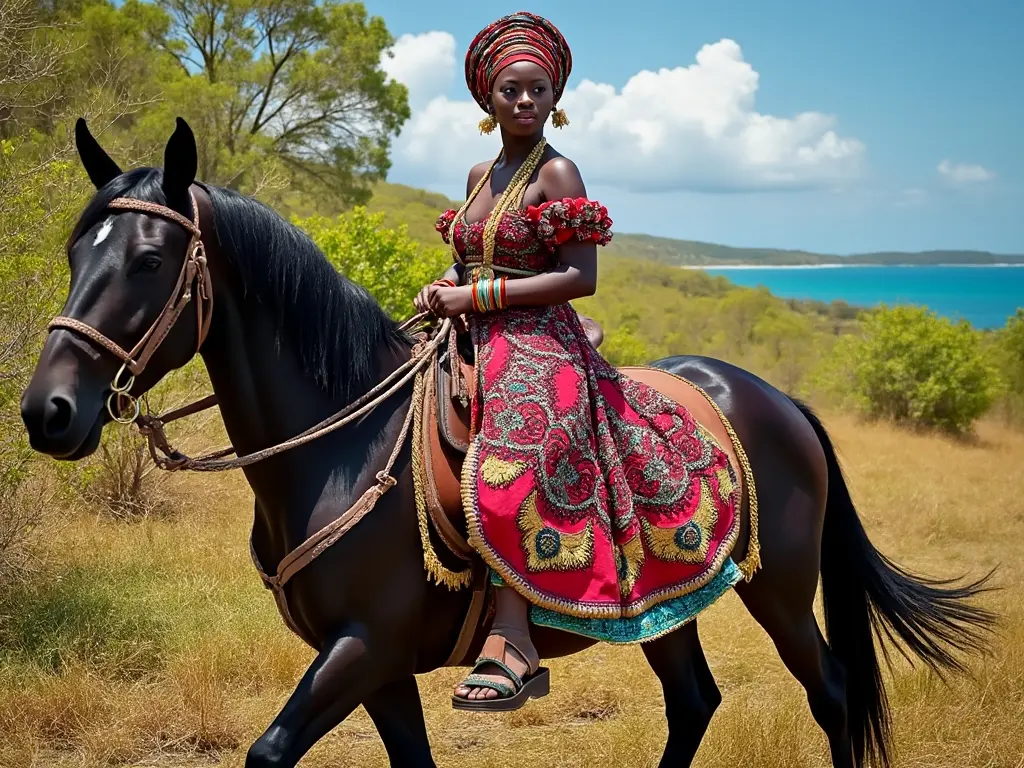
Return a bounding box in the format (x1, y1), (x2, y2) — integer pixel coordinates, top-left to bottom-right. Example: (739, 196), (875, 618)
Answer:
(427, 285), (473, 318)
(413, 284), (434, 314)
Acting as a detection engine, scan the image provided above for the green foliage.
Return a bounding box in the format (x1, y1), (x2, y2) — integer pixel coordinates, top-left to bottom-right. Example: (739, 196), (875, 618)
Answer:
(137, 0), (410, 204)
(600, 327), (650, 367)
(10, 0), (409, 206)
(297, 208), (448, 319)
(992, 309), (1024, 424)
(825, 305), (1001, 433)
(998, 310), (1024, 390)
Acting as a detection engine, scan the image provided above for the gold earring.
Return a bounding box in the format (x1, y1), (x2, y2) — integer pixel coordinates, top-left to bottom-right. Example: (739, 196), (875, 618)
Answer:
(479, 113), (497, 134)
(552, 108), (569, 129)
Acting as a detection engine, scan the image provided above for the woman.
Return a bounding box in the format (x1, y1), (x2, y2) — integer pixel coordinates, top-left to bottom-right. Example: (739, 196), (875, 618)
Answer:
(414, 11), (744, 711)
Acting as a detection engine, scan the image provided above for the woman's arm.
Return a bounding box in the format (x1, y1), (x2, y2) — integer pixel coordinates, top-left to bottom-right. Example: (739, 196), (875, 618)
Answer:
(414, 164), (487, 313)
(503, 157), (597, 308)
(422, 156), (602, 318)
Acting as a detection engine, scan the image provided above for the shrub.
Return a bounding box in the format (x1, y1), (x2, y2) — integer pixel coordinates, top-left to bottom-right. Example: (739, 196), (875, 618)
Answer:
(73, 427), (171, 522)
(837, 305), (1001, 434)
(600, 327), (651, 366)
(993, 309), (1024, 425)
(297, 208), (449, 319)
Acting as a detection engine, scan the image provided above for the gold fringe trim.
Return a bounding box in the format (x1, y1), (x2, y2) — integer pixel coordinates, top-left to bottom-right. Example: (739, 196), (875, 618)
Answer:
(411, 367), (473, 590)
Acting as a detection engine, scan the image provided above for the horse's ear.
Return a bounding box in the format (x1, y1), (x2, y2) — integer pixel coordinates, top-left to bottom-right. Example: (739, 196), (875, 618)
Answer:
(162, 117), (197, 204)
(75, 118), (122, 189)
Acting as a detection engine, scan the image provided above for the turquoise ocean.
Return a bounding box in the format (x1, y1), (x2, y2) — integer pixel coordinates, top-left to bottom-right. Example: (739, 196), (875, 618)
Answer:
(699, 265), (1024, 329)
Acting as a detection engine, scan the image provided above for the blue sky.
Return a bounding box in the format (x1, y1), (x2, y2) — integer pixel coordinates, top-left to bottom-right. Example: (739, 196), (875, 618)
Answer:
(368, 0), (1023, 255)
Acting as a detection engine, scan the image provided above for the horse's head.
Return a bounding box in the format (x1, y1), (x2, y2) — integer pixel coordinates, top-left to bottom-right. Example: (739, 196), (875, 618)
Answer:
(20, 117), (210, 460)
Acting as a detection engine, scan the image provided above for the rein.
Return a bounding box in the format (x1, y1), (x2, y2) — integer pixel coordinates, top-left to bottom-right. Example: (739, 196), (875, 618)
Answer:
(135, 313), (448, 472)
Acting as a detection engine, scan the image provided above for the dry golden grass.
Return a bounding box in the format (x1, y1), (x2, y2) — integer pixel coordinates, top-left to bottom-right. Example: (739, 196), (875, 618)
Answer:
(1, 411), (1022, 768)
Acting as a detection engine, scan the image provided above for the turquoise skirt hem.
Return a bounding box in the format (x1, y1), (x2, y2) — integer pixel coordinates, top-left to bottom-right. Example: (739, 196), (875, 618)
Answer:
(490, 558), (742, 644)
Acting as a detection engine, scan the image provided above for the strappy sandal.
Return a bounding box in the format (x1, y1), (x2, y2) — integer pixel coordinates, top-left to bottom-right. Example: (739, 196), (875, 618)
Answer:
(451, 632), (550, 712)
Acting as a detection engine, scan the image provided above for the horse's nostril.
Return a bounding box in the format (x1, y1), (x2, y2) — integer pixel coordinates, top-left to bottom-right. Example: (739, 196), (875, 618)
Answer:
(43, 394), (76, 440)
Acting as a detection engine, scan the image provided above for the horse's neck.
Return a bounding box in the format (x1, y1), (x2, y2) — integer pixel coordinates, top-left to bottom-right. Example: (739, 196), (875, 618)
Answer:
(198, 272), (408, 559)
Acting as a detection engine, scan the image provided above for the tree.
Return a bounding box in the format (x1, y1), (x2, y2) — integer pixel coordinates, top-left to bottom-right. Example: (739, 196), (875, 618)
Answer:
(147, 0), (410, 204)
(753, 307), (815, 393)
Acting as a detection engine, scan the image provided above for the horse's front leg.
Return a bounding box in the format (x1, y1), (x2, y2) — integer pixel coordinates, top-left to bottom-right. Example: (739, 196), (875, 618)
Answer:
(245, 629), (381, 768)
(363, 675), (437, 767)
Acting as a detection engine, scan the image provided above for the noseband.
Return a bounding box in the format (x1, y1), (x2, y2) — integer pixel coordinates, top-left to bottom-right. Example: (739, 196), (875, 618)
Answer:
(47, 188), (213, 423)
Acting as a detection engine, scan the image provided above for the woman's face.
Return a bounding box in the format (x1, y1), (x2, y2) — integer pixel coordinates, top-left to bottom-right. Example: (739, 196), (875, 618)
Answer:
(488, 60), (554, 137)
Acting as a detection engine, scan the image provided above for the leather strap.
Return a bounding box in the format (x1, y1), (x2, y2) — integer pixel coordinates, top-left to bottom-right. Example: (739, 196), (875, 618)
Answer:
(444, 563), (491, 667)
(48, 187), (213, 378)
(248, 392), (416, 640)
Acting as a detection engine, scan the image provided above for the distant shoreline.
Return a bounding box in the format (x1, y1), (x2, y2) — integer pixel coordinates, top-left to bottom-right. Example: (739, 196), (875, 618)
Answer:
(682, 263), (1024, 270)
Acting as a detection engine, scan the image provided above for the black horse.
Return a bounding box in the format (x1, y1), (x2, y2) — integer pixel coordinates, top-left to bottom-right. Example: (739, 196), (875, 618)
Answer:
(21, 118), (995, 768)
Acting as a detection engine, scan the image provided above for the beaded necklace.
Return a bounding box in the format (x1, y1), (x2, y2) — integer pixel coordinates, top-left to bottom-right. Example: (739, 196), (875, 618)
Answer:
(447, 137), (548, 280)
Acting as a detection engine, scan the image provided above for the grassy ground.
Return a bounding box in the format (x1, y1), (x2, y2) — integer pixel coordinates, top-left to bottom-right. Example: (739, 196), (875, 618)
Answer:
(1, 411), (1022, 767)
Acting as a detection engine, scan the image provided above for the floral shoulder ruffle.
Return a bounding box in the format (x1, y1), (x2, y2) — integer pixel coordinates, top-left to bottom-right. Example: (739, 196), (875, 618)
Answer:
(526, 197), (613, 250)
(435, 209), (457, 244)
(434, 198), (613, 252)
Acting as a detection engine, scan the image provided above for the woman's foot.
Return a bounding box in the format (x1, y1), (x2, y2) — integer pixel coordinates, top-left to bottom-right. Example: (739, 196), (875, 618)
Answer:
(453, 628), (537, 701)
(451, 627), (549, 710)
(452, 586), (548, 710)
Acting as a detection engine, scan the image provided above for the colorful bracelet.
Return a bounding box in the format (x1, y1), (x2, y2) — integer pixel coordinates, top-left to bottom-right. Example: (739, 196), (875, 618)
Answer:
(470, 276), (507, 312)
(475, 277), (488, 313)
(470, 278), (482, 313)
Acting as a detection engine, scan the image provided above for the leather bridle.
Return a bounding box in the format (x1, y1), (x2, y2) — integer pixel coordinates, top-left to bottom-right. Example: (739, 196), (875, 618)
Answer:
(42, 182), (450, 479)
(47, 188), (213, 424)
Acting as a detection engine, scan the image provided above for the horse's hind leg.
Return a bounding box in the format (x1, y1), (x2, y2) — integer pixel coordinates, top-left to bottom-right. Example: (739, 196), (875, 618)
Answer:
(363, 675), (437, 767)
(642, 620), (720, 767)
(735, 571), (853, 768)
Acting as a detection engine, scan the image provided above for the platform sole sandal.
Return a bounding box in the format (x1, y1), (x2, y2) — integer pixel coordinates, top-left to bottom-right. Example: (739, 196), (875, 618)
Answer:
(451, 633), (549, 712)
(451, 666), (550, 712)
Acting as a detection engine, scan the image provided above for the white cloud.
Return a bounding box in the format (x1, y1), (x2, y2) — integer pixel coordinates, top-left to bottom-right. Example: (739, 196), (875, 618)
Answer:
(384, 34), (865, 194)
(381, 31), (457, 110)
(937, 159), (995, 184)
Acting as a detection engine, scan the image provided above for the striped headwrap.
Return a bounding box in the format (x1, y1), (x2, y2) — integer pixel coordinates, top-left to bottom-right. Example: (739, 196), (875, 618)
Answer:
(465, 11), (572, 113)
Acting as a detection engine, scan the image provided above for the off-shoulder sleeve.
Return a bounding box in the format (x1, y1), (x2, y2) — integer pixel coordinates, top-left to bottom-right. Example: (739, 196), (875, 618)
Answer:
(435, 209), (457, 244)
(526, 197), (613, 250)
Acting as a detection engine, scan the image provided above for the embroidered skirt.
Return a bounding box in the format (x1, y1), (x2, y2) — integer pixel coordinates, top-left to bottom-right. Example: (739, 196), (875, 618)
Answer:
(462, 303), (743, 643)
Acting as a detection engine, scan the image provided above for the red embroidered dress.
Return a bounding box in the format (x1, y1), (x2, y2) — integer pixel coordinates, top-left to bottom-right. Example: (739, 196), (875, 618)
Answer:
(436, 198), (743, 643)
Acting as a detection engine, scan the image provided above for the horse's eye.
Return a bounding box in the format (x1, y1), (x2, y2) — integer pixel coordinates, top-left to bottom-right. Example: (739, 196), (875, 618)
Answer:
(139, 256), (162, 272)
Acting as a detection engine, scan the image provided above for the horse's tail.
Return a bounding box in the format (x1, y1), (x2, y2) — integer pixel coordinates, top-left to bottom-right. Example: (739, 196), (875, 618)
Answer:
(789, 396), (997, 768)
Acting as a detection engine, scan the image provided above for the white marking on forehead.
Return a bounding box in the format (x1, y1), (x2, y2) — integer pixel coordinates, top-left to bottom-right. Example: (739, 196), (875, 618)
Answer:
(92, 216), (114, 246)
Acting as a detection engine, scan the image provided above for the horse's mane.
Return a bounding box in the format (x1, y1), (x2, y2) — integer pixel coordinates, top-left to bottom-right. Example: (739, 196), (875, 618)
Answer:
(69, 168), (410, 401)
